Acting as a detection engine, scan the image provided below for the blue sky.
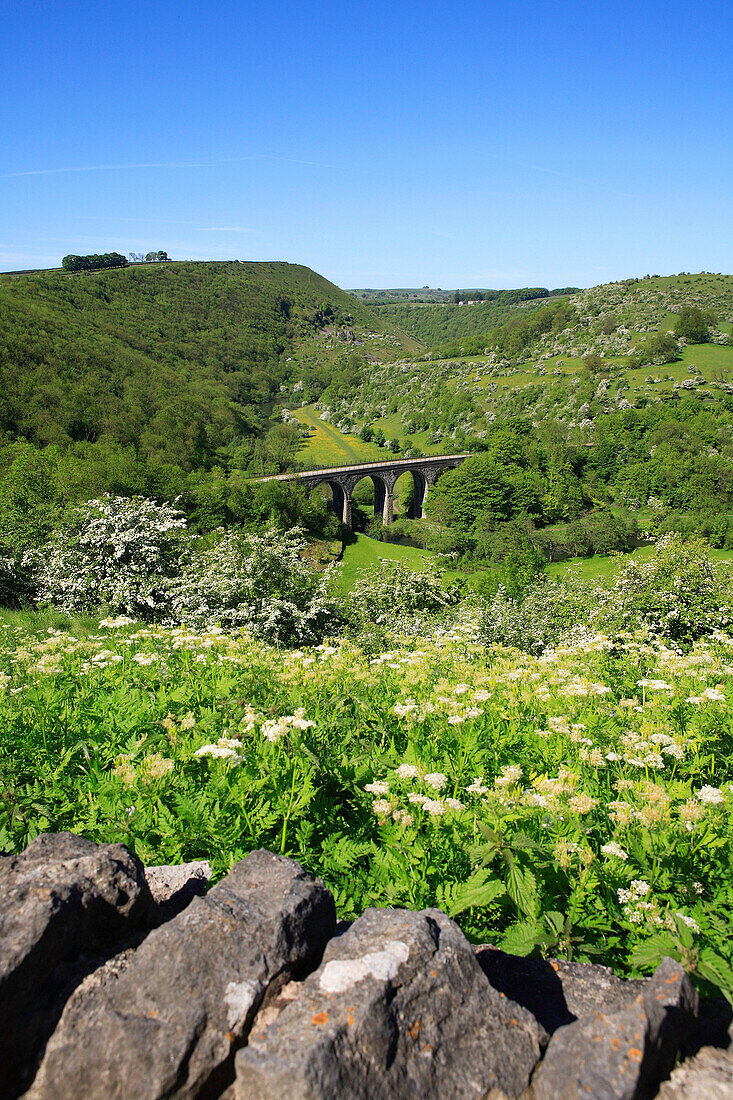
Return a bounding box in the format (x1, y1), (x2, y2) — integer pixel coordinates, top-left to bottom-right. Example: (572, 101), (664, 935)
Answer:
(2, 0), (732, 287)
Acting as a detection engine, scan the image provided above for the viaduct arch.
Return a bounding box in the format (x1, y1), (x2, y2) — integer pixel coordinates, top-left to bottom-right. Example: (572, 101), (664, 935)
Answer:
(251, 454), (470, 528)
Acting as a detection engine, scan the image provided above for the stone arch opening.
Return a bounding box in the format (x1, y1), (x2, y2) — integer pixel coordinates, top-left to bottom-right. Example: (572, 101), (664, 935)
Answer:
(306, 479), (349, 525)
(394, 469), (428, 519)
(352, 473), (392, 525)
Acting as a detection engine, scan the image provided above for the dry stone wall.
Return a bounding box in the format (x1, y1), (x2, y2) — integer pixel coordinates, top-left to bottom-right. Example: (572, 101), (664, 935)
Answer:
(2, 833), (732, 1099)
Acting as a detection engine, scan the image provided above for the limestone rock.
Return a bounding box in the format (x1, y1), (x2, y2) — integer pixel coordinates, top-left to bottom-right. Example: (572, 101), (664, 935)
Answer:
(531, 957), (697, 1100)
(0, 831), (153, 1098)
(475, 947), (645, 1040)
(235, 906), (542, 1100)
(145, 860), (212, 921)
(145, 860), (212, 903)
(26, 849), (335, 1100)
(656, 1045), (733, 1098)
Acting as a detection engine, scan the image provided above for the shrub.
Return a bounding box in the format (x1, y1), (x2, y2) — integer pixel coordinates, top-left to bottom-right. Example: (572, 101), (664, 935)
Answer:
(480, 575), (595, 654)
(346, 560), (458, 629)
(674, 306), (713, 344)
(170, 526), (337, 643)
(603, 534), (731, 645)
(37, 496), (187, 619)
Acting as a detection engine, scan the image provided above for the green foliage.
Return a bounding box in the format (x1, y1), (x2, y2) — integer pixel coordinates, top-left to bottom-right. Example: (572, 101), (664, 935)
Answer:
(2, 603), (733, 998)
(632, 331), (679, 366)
(674, 306), (714, 344)
(0, 261), (406, 479)
(62, 252), (128, 272)
(346, 560), (458, 629)
(607, 533), (731, 644)
(372, 291), (554, 348)
(170, 526), (338, 643)
(37, 496), (187, 619)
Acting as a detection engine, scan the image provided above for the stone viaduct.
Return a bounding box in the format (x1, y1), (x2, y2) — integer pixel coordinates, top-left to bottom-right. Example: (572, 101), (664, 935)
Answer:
(252, 454), (470, 528)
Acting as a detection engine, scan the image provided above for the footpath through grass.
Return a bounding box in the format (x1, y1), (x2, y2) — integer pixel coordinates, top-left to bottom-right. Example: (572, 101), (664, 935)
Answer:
(292, 407), (386, 467)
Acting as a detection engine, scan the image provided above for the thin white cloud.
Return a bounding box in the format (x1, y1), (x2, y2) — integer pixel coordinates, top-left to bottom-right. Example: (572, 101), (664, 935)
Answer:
(0, 161), (224, 178)
(0, 153), (342, 180)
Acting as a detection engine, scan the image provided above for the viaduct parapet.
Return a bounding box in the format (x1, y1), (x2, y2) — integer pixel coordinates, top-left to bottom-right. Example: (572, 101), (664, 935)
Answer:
(251, 454), (470, 527)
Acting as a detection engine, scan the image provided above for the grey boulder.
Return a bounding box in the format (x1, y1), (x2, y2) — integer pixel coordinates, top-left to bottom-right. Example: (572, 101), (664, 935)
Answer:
(531, 956), (698, 1100)
(26, 849), (336, 1100)
(0, 831), (153, 1098)
(656, 1044), (733, 1098)
(235, 906), (542, 1100)
(475, 947), (646, 1040)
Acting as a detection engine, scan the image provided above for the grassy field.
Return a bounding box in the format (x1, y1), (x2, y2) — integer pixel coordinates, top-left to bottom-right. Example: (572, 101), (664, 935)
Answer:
(549, 544), (733, 581)
(292, 407), (386, 466)
(331, 534), (437, 593)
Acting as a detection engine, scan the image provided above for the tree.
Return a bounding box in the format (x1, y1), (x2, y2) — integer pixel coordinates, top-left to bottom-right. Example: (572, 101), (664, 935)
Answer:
(674, 306), (712, 344)
(635, 332), (678, 366)
(62, 252), (128, 272)
(426, 455), (512, 531)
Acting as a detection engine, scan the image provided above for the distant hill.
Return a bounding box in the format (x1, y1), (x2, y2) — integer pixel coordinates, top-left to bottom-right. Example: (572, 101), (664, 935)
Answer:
(347, 287), (580, 347)
(0, 260), (419, 473)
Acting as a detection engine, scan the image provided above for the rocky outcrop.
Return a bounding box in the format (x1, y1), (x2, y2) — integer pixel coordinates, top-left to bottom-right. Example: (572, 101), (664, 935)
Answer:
(25, 850), (336, 1100)
(235, 907), (541, 1099)
(0, 832), (154, 1097)
(531, 957), (698, 1100)
(1, 834), (730, 1100)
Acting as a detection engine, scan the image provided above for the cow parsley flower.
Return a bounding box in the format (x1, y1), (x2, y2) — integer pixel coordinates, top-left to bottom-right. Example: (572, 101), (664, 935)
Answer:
(365, 781), (390, 796)
(697, 785), (725, 805)
(601, 841), (629, 861)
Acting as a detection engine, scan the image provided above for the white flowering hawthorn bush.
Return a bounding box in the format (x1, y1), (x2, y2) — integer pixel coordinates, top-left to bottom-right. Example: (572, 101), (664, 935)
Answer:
(482, 534), (733, 655)
(37, 496), (187, 620)
(347, 559), (458, 629)
(2, 605), (733, 1001)
(481, 575), (595, 654)
(170, 526), (338, 644)
(607, 533), (732, 644)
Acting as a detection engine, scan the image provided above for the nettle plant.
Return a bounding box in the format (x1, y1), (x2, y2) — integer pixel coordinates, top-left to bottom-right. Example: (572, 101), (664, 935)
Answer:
(37, 495), (187, 620)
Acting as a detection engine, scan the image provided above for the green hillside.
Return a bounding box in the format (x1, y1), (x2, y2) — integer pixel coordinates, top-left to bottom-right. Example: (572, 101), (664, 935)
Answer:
(306, 272), (733, 560)
(371, 293), (570, 347)
(316, 273), (733, 449)
(5, 263), (733, 565)
(0, 260), (418, 473)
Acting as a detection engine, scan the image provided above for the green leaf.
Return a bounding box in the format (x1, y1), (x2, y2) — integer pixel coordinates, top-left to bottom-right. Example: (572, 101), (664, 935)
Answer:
(697, 948), (733, 1002)
(436, 868), (505, 919)
(631, 933), (678, 971)
(506, 863), (538, 919)
(501, 920), (541, 957)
